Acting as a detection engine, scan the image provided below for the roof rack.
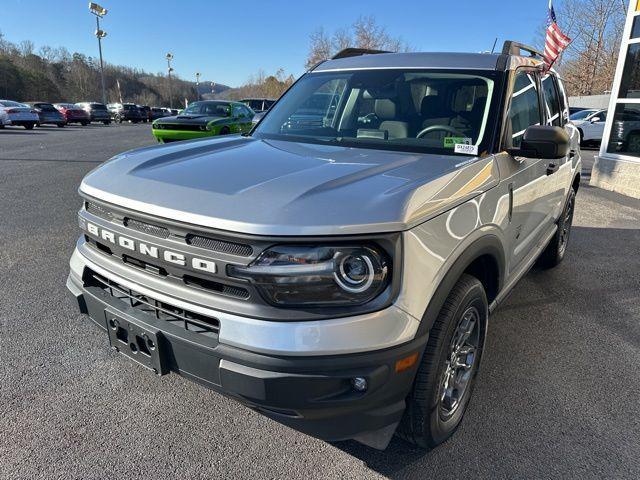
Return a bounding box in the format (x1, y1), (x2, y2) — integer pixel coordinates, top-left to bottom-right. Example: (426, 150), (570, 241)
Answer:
(502, 40), (546, 59)
(331, 48), (391, 60)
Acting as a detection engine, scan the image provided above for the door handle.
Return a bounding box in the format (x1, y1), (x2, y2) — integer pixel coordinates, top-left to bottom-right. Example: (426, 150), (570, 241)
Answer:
(547, 163), (559, 175)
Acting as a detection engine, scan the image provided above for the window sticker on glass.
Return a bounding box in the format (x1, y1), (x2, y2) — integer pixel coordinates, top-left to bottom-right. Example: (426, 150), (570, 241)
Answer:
(444, 137), (472, 148)
(454, 143), (479, 155)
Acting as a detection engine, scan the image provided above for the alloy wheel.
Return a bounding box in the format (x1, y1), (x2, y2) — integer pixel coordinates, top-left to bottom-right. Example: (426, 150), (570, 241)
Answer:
(439, 306), (480, 417)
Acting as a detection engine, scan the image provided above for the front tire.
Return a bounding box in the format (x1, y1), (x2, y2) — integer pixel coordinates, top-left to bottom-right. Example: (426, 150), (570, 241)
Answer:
(539, 188), (576, 269)
(24, 123), (35, 130)
(219, 126), (230, 135)
(397, 274), (487, 448)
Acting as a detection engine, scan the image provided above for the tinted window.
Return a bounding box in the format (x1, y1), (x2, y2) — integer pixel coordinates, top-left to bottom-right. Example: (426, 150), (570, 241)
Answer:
(632, 15), (640, 39)
(606, 103), (640, 157)
(91, 103), (107, 110)
(542, 75), (562, 126)
(618, 43), (640, 98)
(35, 103), (57, 112)
(508, 71), (541, 147)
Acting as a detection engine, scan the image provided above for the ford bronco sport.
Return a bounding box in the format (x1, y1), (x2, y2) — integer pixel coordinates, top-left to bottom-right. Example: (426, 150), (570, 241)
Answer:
(67, 42), (581, 450)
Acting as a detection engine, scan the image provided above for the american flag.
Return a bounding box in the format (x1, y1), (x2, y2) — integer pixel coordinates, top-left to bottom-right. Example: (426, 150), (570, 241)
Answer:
(544, 0), (571, 67)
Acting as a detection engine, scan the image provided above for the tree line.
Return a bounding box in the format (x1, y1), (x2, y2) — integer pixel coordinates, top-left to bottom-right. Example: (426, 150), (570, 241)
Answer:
(0, 32), (229, 105)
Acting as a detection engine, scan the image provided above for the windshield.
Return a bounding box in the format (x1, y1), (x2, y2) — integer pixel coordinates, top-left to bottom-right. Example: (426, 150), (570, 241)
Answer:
(182, 101), (230, 116)
(253, 69), (498, 155)
(91, 103), (107, 110)
(569, 109), (597, 120)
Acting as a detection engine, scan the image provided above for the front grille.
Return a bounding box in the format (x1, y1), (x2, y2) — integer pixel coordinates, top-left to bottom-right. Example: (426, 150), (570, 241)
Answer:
(123, 217), (170, 239)
(84, 237), (250, 300)
(187, 234), (253, 257)
(87, 270), (220, 337)
(156, 123), (205, 132)
(86, 201), (113, 221)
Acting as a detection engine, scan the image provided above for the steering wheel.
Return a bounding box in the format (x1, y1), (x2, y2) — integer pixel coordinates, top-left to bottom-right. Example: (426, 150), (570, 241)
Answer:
(416, 125), (467, 139)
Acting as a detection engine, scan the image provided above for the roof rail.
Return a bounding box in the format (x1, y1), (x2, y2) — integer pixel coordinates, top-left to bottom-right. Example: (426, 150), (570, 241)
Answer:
(331, 48), (391, 60)
(502, 40), (546, 59)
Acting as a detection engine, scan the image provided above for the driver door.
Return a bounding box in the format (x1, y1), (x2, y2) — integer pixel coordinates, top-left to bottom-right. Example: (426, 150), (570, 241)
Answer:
(502, 69), (555, 273)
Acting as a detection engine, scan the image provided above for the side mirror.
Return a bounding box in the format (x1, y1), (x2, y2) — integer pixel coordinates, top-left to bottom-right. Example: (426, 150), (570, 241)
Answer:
(590, 116), (601, 123)
(509, 125), (570, 159)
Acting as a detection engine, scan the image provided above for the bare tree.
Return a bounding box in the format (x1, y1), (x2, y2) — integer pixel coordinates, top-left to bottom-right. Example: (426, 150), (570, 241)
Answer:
(549, 0), (627, 95)
(305, 16), (410, 69)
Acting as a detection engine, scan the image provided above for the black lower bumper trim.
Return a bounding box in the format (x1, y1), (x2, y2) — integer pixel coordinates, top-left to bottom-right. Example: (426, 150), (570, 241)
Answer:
(67, 273), (427, 443)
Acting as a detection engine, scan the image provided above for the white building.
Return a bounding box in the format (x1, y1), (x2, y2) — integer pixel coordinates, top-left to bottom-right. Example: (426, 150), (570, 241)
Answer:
(591, 0), (640, 198)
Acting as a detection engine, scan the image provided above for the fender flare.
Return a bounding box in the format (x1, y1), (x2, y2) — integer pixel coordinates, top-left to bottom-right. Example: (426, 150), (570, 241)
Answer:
(416, 234), (506, 336)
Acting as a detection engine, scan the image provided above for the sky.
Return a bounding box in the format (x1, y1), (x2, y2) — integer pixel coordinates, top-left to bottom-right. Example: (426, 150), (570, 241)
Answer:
(0, 0), (548, 87)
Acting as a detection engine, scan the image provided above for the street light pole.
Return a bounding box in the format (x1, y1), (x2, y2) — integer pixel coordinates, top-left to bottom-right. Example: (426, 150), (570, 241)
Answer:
(89, 2), (108, 105)
(166, 53), (174, 109)
(195, 72), (200, 101)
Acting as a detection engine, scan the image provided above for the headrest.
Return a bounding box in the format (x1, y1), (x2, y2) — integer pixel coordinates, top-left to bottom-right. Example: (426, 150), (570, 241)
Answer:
(374, 99), (397, 120)
(421, 96), (443, 116)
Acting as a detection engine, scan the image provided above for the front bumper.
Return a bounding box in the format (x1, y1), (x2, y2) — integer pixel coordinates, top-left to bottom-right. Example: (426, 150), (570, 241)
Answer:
(152, 128), (213, 142)
(67, 246), (426, 444)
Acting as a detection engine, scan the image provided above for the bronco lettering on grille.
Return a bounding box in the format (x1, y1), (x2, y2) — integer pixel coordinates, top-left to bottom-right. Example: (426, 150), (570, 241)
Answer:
(83, 220), (217, 274)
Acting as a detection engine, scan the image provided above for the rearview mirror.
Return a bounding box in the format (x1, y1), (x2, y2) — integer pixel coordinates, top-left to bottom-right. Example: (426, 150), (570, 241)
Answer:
(509, 125), (570, 159)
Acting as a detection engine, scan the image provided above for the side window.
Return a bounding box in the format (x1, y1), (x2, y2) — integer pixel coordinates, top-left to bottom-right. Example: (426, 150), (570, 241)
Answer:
(242, 106), (253, 117)
(508, 70), (541, 148)
(542, 75), (562, 127)
(233, 105), (245, 117)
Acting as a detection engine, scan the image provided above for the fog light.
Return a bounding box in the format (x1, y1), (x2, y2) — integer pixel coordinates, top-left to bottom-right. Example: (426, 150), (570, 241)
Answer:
(352, 377), (367, 392)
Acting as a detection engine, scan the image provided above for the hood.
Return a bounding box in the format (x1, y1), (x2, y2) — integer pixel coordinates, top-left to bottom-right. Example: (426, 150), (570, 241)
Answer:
(157, 114), (223, 125)
(80, 137), (498, 236)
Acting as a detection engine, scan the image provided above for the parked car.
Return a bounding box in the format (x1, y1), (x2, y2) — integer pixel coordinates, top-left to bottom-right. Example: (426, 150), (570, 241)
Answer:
(0, 100), (39, 129)
(170, 108), (179, 116)
(570, 108), (607, 146)
(107, 103), (144, 123)
(151, 100), (254, 143)
(25, 102), (66, 127)
(67, 42), (581, 450)
(137, 105), (151, 123)
(76, 102), (111, 125)
(607, 107), (640, 155)
(55, 103), (91, 126)
(240, 98), (276, 113)
(150, 107), (167, 120)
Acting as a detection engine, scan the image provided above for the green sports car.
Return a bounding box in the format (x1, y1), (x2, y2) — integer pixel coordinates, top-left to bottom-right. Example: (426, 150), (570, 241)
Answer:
(152, 100), (254, 143)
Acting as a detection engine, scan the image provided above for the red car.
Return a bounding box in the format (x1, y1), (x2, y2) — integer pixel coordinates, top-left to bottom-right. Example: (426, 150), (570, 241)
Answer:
(54, 103), (90, 126)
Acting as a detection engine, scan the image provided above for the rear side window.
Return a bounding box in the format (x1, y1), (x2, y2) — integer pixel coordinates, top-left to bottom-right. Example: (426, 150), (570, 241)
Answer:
(542, 75), (562, 127)
(508, 70), (541, 147)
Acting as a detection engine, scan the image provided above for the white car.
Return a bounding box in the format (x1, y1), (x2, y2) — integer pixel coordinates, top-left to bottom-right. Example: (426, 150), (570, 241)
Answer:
(0, 107), (11, 128)
(569, 108), (607, 146)
(0, 100), (39, 129)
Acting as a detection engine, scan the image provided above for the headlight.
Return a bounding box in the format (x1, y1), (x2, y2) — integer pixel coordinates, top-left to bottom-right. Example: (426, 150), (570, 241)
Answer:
(229, 245), (389, 307)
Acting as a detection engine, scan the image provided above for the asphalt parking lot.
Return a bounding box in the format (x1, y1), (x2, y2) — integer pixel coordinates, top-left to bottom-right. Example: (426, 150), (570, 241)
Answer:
(1, 124), (639, 479)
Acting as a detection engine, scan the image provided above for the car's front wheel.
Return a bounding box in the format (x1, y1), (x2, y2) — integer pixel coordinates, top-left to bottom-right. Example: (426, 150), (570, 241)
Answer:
(397, 274), (487, 448)
(24, 123), (35, 130)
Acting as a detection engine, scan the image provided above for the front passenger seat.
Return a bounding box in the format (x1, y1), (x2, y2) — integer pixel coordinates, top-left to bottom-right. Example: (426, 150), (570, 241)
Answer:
(374, 99), (409, 139)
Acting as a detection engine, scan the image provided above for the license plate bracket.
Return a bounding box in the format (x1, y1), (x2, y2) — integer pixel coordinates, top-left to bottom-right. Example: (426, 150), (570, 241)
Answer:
(105, 310), (168, 375)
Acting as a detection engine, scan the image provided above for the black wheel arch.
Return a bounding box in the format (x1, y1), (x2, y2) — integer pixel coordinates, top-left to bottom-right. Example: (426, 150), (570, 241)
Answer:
(416, 234), (506, 336)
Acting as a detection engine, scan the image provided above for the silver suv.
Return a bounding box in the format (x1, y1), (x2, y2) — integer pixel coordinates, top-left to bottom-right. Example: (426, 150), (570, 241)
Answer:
(67, 41), (580, 450)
